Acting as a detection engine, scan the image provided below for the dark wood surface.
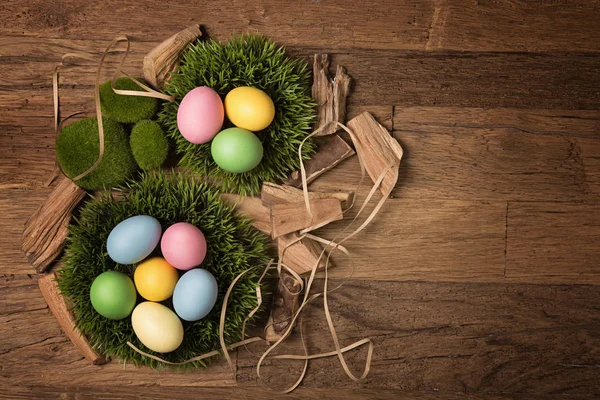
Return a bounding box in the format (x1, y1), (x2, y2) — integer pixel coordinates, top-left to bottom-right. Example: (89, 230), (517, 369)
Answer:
(1, 1), (600, 398)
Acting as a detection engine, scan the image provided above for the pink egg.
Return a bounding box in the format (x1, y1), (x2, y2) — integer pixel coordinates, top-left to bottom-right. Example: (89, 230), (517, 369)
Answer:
(161, 222), (207, 270)
(177, 87), (224, 144)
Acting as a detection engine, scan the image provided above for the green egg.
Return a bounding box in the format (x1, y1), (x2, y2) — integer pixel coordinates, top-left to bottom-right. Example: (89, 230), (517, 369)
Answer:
(90, 271), (137, 320)
(211, 128), (264, 173)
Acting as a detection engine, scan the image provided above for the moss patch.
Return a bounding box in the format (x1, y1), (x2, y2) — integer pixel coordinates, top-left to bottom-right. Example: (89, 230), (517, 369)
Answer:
(56, 117), (137, 190)
(130, 120), (169, 170)
(100, 78), (158, 123)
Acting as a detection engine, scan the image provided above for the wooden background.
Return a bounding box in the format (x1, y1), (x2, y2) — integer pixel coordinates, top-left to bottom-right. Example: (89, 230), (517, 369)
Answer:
(1, 0), (600, 398)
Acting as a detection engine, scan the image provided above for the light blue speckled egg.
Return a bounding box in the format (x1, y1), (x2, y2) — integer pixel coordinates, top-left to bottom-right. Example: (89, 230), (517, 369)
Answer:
(173, 269), (218, 321)
(107, 215), (162, 264)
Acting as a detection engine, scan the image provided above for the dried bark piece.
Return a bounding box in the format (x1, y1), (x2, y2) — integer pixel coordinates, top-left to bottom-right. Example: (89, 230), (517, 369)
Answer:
(261, 182), (354, 211)
(219, 193), (272, 236)
(38, 271), (108, 365)
(265, 268), (302, 344)
(143, 24), (202, 90)
(278, 232), (326, 275)
(346, 112), (404, 195)
(270, 199), (343, 239)
(312, 54), (351, 136)
(285, 135), (355, 187)
(22, 175), (86, 273)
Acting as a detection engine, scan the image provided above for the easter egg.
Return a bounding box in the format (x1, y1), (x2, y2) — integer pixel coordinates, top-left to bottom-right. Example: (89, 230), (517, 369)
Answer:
(177, 86), (224, 144)
(134, 257), (179, 302)
(173, 269), (218, 321)
(131, 302), (184, 353)
(107, 215), (161, 264)
(224, 86), (275, 131)
(211, 128), (263, 173)
(161, 222), (207, 270)
(90, 271), (137, 320)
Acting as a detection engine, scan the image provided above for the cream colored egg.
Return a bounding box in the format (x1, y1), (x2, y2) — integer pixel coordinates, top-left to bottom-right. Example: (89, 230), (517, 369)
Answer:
(131, 302), (183, 353)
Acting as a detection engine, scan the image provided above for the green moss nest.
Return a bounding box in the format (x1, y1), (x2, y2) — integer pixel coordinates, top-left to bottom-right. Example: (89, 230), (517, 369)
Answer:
(130, 120), (169, 170)
(56, 172), (270, 368)
(159, 34), (316, 196)
(100, 77), (158, 123)
(56, 117), (137, 190)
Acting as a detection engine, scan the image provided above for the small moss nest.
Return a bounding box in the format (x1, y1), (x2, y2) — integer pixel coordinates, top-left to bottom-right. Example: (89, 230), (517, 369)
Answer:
(56, 172), (270, 368)
(130, 120), (169, 170)
(159, 34), (316, 196)
(100, 78), (158, 123)
(56, 117), (137, 190)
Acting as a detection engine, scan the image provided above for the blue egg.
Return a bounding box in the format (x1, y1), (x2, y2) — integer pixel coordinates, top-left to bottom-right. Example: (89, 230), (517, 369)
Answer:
(107, 215), (162, 264)
(173, 269), (218, 321)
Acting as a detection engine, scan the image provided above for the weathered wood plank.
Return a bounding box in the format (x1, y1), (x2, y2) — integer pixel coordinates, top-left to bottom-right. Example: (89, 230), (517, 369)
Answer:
(506, 202), (600, 284)
(2, 44), (600, 109)
(0, 384), (595, 400)
(2, 1), (600, 52)
(311, 108), (600, 202)
(314, 198), (506, 282)
(237, 280), (600, 395)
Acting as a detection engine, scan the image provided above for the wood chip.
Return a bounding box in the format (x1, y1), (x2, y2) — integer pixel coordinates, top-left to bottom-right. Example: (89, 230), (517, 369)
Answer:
(278, 232), (326, 275)
(285, 135), (355, 187)
(270, 198), (343, 239)
(219, 193), (272, 236)
(264, 268), (302, 344)
(143, 24), (202, 90)
(312, 54), (351, 136)
(38, 271), (108, 365)
(261, 182), (354, 211)
(22, 175), (86, 273)
(346, 112), (404, 195)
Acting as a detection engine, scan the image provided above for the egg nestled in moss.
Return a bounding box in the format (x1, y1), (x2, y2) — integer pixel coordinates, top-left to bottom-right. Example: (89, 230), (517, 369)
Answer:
(100, 77), (158, 123)
(130, 120), (169, 170)
(56, 117), (137, 190)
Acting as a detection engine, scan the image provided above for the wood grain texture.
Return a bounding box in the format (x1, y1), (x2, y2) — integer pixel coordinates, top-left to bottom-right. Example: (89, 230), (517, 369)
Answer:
(237, 280), (600, 396)
(2, 0), (600, 398)
(2, 0), (600, 52)
(315, 198), (506, 282)
(506, 202), (600, 284)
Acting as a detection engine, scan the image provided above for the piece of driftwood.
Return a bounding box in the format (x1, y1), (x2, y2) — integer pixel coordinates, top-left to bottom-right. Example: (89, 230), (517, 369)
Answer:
(264, 268), (302, 344)
(270, 198), (343, 239)
(38, 271), (108, 365)
(261, 182), (354, 211)
(22, 175), (86, 273)
(143, 24), (202, 90)
(219, 193), (272, 235)
(346, 112), (404, 195)
(285, 135), (355, 187)
(312, 54), (351, 136)
(278, 232), (327, 275)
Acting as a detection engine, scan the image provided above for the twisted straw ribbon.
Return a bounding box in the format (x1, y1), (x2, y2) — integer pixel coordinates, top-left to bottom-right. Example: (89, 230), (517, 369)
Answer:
(49, 37), (173, 186)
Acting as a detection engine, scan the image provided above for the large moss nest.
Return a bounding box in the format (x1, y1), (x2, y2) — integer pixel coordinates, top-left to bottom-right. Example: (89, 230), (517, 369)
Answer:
(57, 172), (269, 368)
(159, 34), (316, 196)
(56, 117), (136, 190)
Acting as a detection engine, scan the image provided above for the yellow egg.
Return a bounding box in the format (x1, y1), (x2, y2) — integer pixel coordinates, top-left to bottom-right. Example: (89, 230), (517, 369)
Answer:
(131, 302), (184, 353)
(224, 86), (275, 131)
(134, 257), (179, 302)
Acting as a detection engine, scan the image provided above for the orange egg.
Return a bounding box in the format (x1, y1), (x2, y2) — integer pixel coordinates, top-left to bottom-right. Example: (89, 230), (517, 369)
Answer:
(134, 257), (179, 301)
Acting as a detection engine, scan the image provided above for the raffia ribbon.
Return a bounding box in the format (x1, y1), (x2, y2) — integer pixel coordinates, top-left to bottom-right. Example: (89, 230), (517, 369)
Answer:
(49, 37), (173, 186)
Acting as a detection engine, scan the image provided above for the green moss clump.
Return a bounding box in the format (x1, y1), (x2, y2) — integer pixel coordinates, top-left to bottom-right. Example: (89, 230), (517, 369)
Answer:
(56, 117), (137, 190)
(129, 120), (169, 170)
(57, 172), (269, 369)
(100, 78), (158, 123)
